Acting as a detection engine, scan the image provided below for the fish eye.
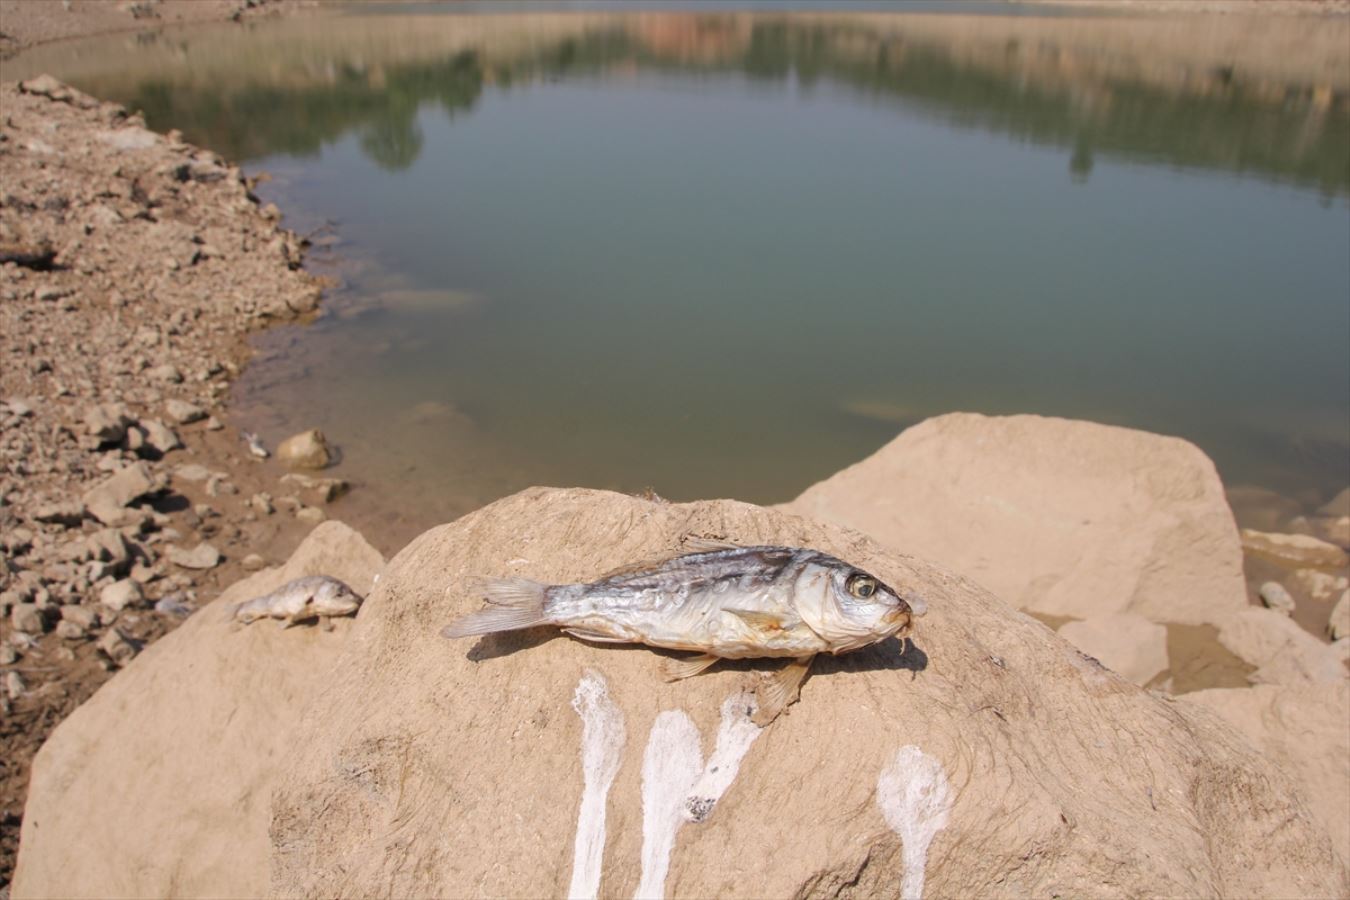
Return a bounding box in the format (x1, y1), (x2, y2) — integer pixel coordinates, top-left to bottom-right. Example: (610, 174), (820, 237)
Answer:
(846, 573), (877, 599)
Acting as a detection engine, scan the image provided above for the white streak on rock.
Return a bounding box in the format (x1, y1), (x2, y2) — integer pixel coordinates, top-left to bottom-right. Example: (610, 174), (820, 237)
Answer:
(682, 691), (763, 823)
(635, 711), (703, 900)
(876, 745), (953, 900)
(568, 670), (626, 900)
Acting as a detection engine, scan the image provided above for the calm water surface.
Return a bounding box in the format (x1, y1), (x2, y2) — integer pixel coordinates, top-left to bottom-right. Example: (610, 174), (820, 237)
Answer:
(12, 8), (1349, 532)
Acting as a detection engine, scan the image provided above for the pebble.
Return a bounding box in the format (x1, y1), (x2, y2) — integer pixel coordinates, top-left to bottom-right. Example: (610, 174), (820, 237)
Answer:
(295, 506), (326, 525)
(97, 628), (138, 667)
(167, 542), (221, 569)
(140, 419), (181, 455)
(61, 605), (99, 629)
(5, 670), (26, 700)
(241, 553), (267, 571)
(1258, 582), (1295, 616)
(0, 645), (18, 665)
(276, 428), (332, 470)
(11, 602), (46, 634)
(154, 593), (193, 617)
(165, 398), (207, 424)
(100, 578), (144, 611)
(55, 620), (88, 640)
(82, 462), (161, 525)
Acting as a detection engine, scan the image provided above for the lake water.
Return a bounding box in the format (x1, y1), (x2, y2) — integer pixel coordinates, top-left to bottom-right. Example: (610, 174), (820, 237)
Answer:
(11, 6), (1349, 534)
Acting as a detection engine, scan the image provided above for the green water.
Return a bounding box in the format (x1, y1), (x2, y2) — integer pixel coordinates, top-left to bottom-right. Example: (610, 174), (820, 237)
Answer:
(12, 8), (1349, 529)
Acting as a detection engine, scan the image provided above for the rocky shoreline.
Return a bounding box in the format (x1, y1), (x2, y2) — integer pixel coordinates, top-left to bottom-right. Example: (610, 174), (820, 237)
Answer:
(0, 76), (365, 885)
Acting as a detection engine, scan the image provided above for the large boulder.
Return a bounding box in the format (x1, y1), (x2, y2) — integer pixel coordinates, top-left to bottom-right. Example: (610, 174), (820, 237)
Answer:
(787, 414), (1248, 625)
(1181, 682), (1350, 869)
(11, 522), (384, 900)
(264, 488), (1341, 898)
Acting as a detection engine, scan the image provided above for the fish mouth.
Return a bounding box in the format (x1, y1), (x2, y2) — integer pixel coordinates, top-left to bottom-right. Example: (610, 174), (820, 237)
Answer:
(884, 606), (913, 631)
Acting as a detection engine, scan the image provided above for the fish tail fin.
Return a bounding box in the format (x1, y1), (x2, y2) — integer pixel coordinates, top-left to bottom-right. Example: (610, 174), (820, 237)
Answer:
(441, 577), (549, 639)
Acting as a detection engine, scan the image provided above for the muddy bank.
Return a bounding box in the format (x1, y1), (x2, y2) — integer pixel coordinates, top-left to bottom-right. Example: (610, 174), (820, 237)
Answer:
(0, 0), (312, 56)
(0, 76), (385, 887)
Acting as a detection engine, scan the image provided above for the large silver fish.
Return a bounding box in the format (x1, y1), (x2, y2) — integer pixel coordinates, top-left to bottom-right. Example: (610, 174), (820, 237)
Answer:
(442, 540), (927, 722)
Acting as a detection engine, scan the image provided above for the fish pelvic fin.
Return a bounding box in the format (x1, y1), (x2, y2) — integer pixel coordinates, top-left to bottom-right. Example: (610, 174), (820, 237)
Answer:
(661, 653), (720, 682)
(753, 655), (815, 727)
(441, 577), (549, 639)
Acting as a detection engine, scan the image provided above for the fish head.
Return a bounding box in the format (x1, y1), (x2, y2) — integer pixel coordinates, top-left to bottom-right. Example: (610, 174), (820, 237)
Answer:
(795, 556), (927, 653)
(310, 579), (363, 617)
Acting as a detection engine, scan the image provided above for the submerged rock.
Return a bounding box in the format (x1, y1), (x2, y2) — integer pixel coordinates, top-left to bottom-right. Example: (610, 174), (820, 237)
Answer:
(276, 428), (332, 470)
(12, 523), (384, 899)
(1241, 529), (1349, 569)
(787, 413), (1248, 626)
(1057, 613), (1168, 685)
(1258, 581), (1296, 616)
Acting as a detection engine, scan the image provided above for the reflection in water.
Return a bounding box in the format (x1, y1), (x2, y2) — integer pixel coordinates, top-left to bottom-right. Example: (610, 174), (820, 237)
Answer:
(9, 10), (1348, 539)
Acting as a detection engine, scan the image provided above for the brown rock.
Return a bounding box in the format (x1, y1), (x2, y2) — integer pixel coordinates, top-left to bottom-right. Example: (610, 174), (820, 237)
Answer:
(167, 543), (221, 570)
(1183, 682), (1350, 868)
(276, 429), (332, 470)
(13, 523), (384, 899)
(251, 489), (1338, 898)
(788, 414), (1247, 625)
(1240, 529), (1349, 569)
(82, 462), (162, 526)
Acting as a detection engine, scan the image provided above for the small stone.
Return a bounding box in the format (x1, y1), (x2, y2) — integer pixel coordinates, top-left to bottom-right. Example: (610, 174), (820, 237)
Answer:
(61, 605), (98, 629)
(174, 463), (211, 482)
(241, 553), (267, 571)
(154, 593), (193, 617)
(97, 628), (139, 667)
(204, 416), (224, 431)
(140, 419), (181, 455)
(82, 463), (162, 525)
(148, 364), (183, 383)
(32, 501), (84, 526)
(1330, 591), (1350, 641)
(1258, 582), (1296, 616)
(1241, 529), (1349, 569)
(55, 620), (88, 640)
(100, 579), (144, 611)
(0, 645), (18, 665)
(5, 670), (25, 700)
(165, 399), (207, 424)
(295, 506), (326, 526)
(276, 428), (332, 470)
(87, 529), (132, 570)
(249, 493), (274, 515)
(11, 603), (46, 634)
(280, 473), (349, 503)
(84, 402), (135, 444)
(168, 543), (220, 570)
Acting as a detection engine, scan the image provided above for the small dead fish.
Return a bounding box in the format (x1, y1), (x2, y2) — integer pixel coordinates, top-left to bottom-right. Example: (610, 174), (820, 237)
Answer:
(243, 432), (269, 459)
(234, 575), (362, 629)
(442, 539), (927, 723)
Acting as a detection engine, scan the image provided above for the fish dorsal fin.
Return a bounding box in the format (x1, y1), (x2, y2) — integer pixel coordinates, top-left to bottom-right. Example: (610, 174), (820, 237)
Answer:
(660, 653), (720, 682)
(680, 535), (745, 554)
(725, 608), (799, 632)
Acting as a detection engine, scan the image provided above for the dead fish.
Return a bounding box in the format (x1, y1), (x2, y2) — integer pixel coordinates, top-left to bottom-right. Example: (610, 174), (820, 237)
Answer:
(243, 431), (269, 459)
(234, 575), (362, 629)
(442, 539), (927, 723)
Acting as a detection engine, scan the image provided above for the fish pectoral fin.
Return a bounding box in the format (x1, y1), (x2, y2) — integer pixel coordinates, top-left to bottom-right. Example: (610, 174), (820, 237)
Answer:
(681, 535), (744, 553)
(753, 655), (815, 727)
(563, 627), (630, 645)
(725, 608), (798, 632)
(660, 653), (720, 682)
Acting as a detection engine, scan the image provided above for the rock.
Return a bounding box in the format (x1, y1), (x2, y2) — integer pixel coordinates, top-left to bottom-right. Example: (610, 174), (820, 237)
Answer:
(18, 75), (99, 110)
(5, 670), (25, 700)
(1292, 569), (1349, 604)
(61, 605), (98, 629)
(1183, 682), (1350, 868)
(295, 506), (325, 525)
(241, 554), (267, 571)
(1240, 529), (1349, 569)
(147, 364), (182, 383)
(164, 399), (207, 425)
(167, 543), (221, 570)
(0, 645), (17, 665)
(15, 487), (1329, 898)
(82, 462), (162, 526)
(276, 428), (332, 470)
(174, 463), (211, 482)
(96, 628), (139, 667)
(249, 494), (273, 515)
(1258, 582), (1296, 616)
(1217, 608), (1347, 686)
(13, 523), (384, 899)
(280, 472), (349, 503)
(154, 594), (193, 617)
(1318, 488), (1350, 519)
(204, 416), (224, 431)
(100, 579), (144, 612)
(787, 414), (1247, 625)
(1331, 591), (1350, 641)
(32, 502), (85, 527)
(55, 620), (87, 641)
(1057, 613), (1169, 686)
(84, 402), (134, 444)
(1310, 515), (1350, 548)
(140, 419), (181, 455)
(10, 603), (45, 634)
(87, 529), (132, 571)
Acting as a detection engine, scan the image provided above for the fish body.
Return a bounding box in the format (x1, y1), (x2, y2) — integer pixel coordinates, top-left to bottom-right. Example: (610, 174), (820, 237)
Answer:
(443, 545), (926, 659)
(234, 575), (362, 626)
